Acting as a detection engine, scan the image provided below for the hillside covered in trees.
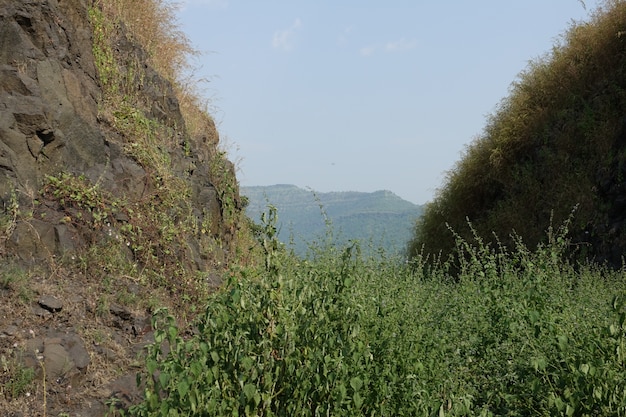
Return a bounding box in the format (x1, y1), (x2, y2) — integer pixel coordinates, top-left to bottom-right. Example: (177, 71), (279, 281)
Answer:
(408, 1), (626, 268)
(242, 184), (423, 256)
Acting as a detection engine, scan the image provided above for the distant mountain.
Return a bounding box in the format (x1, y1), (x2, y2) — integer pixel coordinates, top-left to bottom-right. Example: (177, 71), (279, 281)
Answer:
(241, 184), (424, 257)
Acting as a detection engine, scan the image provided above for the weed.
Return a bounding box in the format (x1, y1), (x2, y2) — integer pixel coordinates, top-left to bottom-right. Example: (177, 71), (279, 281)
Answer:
(0, 190), (19, 255)
(44, 173), (115, 230)
(0, 352), (35, 400)
(124, 215), (626, 416)
(0, 262), (34, 304)
(96, 295), (110, 318)
(82, 0), (248, 315)
(88, 6), (118, 94)
(0, 262), (24, 290)
(105, 397), (126, 416)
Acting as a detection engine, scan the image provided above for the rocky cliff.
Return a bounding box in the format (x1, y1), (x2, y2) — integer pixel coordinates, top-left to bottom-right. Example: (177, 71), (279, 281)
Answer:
(0, 0), (246, 415)
(0, 0), (241, 267)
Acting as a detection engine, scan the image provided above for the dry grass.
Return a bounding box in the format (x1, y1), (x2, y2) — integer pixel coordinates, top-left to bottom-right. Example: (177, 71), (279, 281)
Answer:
(83, 0), (246, 296)
(95, 0), (218, 141)
(96, 0), (193, 82)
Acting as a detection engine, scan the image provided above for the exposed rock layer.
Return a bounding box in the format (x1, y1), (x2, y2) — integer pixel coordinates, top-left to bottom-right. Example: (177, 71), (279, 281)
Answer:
(0, 1), (241, 415)
(0, 0), (239, 265)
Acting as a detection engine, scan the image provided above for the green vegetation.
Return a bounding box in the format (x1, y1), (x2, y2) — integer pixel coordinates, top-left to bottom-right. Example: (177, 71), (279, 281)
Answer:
(5, 0), (626, 414)
(42, 171), (198, 297)
(87, 3), (626, 414)
(0, 352), (35, 401)
(242, 185), (423, 256)
(408, 1), (626, 267)
(0, 261), (34, 304)
(0, 191), (19, 257)
(3, 0), (254, 409)
(127, 211), (626, 416)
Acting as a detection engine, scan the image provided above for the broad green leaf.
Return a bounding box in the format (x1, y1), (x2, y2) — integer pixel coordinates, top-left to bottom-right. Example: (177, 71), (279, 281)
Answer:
(146, 359), (158, 375)
(593, 386), (603, 400)
(168, 325), (178, 342)
(231, 288), (241, 304)
(350, 376), (363, 392)
(243, 383), (257, 402)
(177, 380), (189, 398)
(240, 356), (254, 371)
(154, 329), (165, 344)
(579, 363), (590, 375)
(338, 383), (347, 401)
(531, 356), (547, 371)
(159, 371), (170, 387)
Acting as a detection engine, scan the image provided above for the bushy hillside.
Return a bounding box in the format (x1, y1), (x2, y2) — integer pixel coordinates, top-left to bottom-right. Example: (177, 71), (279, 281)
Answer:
(408, 0), (626, 268)
(242, 184), (423, 256)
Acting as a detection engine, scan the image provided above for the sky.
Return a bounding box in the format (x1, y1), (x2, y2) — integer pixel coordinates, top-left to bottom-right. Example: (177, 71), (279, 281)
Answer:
(175, 1), (601, 205)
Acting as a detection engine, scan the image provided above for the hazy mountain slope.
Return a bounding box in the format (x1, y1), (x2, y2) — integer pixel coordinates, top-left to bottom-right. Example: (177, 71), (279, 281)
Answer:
(243, 185), (423, 255)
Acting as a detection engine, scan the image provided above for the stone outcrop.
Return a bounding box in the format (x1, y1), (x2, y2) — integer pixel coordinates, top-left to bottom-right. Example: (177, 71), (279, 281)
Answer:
(0, 0), (240, 266)
(0, 275), (156, 416)
(0, 0), (105, 196)
(0, 1), (243, 415)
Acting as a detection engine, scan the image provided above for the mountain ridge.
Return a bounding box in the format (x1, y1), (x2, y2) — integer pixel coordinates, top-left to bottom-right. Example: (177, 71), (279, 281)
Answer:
(242, 184), (423, 256)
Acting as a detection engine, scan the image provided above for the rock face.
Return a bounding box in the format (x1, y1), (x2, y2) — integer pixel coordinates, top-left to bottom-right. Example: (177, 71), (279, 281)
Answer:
(0, 1), (243, 414)
(0, 274), (156, 417)
(0, 0), (105, 197)
(0, 0), (240, 265)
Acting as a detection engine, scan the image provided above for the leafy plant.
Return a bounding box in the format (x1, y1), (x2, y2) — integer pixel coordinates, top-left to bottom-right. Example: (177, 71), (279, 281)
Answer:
(128, 212), (626, 416)
(43, 173), (116, 230)
(0, 190), (19, 255)
(129, 207), (373, 416)
(0, 262), (34, 304)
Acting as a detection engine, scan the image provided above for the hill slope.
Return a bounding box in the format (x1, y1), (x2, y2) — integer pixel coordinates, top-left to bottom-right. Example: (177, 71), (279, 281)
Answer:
(0, 0), (248, 415)
(409, 1), (626, 268)
(243, 185), (423, 256)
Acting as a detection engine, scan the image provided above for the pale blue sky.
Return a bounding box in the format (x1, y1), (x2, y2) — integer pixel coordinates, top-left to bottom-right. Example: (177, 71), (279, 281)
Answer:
(176, 1), (599, 204)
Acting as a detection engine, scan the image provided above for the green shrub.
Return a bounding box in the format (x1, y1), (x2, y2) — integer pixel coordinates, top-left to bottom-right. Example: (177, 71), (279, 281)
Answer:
(0, 350), (36, 401)
(130, 207), (374, 416)
(408, 1), (626, 265)
(129, 209), (626, 415)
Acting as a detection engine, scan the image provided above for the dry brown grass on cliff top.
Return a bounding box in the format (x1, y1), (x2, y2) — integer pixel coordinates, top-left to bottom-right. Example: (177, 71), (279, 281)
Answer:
(97, 0), (193, 83)
(96, 0), (218, 141)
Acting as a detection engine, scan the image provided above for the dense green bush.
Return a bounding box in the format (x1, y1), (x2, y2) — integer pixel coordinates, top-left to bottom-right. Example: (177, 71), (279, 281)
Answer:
(128, 210), (626, 416)
(408, 1), (626, 265)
